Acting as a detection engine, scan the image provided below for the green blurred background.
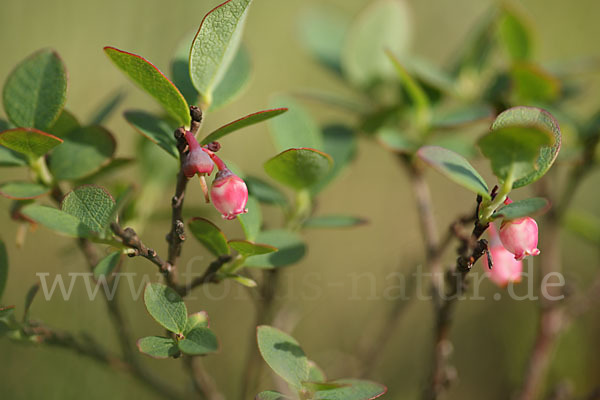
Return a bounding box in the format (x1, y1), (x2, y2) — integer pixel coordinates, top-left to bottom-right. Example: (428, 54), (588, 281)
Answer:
(1, 0), (599, 399)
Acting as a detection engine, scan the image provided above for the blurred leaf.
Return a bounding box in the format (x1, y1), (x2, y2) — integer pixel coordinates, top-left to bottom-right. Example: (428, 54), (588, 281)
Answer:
(77, 158), (134, 184)
(428, 135), (477, 159)
(492, 198), (550, 220)
(0, 182), (49, 200)
(298, 4), (349, 74)
(188, 217), (230, 257)
(511, 63), (561, 103)
(451, 10), (496, 75)
(61, 185), (116, 234)
(489, 106), (561, 187)
(124, 110), (178, 158)
(268, 95), (323, 152)
(404, 56), (456, 95)
(498, 8), (533, 62)
(245, 230), (306, 269)
(255, 391), (291, 400)
(0, 146), (27, 167)
(48, 110), (80, 138)
(0, 239), (7, 301)
(312, 124), (357, 193)
(210, 45), (252, 111)
(293, 90), (367, 113)
(143, 283), (187, 334)
(89, 90), (126, 126)
(564, 210), (600, 246)
(178, 327), (219, 355)
(264, 148), (333, 191)
(171, 30), (200, 105)
(0, 128), (62, 161)
(104, 47), (190, 126)
(201, 108), (288, 145)
(93, 251), (121, 279)
(23, 283), (39, 322)
(376, 127), (418, 154)
(238, 196), (262, 241)
(48, 126), (116, 181)
(387, 51), (430, 126)
(342, 0), (412, 86)
(136, 336), (179, 359)
(417, 146), (490, 199)
(303, 382), (349, 392)
(138, 134), (179, 183)
(228, 240), (277, 257)
(257, 325), (310, 388)
(21, 204), (93, 238)
(308, 360), (326, 382)
(3, 49), (67, 130)
(190, 0), (252, 106)
(245, 176), (288, 206)
(313, 379), (387, 400)
(185, 311), (209, 334)
(431, 105), (493, 130)
(303, 215), (366, 229)
(225, 273), (257, 287)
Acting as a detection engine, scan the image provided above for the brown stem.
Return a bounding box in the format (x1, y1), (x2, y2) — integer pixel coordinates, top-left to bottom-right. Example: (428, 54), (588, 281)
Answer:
(184, 357), (225, 400)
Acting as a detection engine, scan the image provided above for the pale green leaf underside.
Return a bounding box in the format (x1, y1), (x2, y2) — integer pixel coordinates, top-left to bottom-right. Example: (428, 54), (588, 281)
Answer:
(143, 283), (188, 334)
(188, 217), (230, 257)
(0, 181), (49, 200)
(137, 336), (179, 359)
(21, 204), (93, 238)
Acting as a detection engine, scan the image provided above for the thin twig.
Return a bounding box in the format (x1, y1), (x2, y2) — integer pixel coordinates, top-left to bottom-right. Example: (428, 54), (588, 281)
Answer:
(184, 356), (225, 400)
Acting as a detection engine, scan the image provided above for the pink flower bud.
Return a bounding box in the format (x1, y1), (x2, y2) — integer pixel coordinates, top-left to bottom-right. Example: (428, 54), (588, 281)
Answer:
(210, 169), (248, 220)
(499, 217), (540, 261)
(485, 225), (522, 287)
(182, 130), (214, 178)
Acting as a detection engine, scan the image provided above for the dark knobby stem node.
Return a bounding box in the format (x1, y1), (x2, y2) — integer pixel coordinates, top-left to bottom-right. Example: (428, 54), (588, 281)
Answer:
(204, 141), (221, 152)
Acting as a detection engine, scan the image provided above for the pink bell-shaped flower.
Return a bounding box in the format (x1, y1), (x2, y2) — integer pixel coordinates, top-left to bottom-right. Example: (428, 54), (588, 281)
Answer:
(182, 130), (214, 178)
(485, 224), (523, 287)
(498, 199), (540, 261)
(210, 169), (248, 220)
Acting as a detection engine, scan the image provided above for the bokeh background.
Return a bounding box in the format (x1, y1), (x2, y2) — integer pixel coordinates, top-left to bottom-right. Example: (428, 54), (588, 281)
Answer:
(1, 0), (599, 399)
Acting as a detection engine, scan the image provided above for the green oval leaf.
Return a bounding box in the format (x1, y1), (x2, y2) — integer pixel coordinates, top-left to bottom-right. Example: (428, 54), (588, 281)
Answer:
(564, 210), (600, 246)
(244, 230), (306, 269)
(492, 197), (550, 220)
(0, 128), (62, 161)
(498, 7), (533, 62)
(238, 196), (262, 241)
(0, 146), (27, 167)
(225, 273), (257, 287)
(0, 239), (7, 302)
(417, 146), (490, 199)
(311, 124), (357, 194)
(210, 44), (252, 111)
(61, 185), (116, 234)
(228, 240), (277, 257)
(178, 327), (219, 355)
(245, 176), (288, 206)
(257, 325), (310, 388)
(431, 105), (494, 130)
(190, 0), (253, 106)
(3, 49), (67, 130)
(268, 95), (323, 152)
(201, 108), (288, 145)
(342, 0), (412, 86)
(48, 126), (116, 181)
(313, 379), (387, 400)
(93, 251), (122, 279)
(48, 109), (80, 138)
(185, 311), (209, 334)
(188, 217), (230, 257)
(303, 215), (367, 229)
(21, 204), (93, 238)
(143, 283), (188, 334)
(124, 110), (178, 158)
(0, 182), (50, 200)
(103, 47), (190, 127)
(136, 336), (179, 359)
(511, 63), (560, 103)
(264, 148), (333, 191)
(376, 127), (418, 154)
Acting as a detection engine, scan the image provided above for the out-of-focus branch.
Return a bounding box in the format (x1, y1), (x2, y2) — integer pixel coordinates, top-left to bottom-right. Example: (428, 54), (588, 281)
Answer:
(184, 356), (225, 400)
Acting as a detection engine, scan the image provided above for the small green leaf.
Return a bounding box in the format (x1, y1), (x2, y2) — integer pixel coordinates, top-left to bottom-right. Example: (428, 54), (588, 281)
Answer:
(0, 239), (7, 301)
(93, 251), (121, 279)
(137, 336), (179, 359)
(0, 146), (27, 167)
(303, 216), (367, 229)
(431, 105), (493, 130)
(178, 327), (219, 355)
(185, 311), (209, 334)
(188, 217), (230, 257)
(228, 240), (277, 257)
(417, 146), (490, 199)
(0, 128), (62, 161)
(342, 0), (412, 86)
(48, 110), (80, 138)
(238, 196), (262, 241)
(103, 47), (190, 127)
(308, 360), (326, 383)
(225, 273), (257, 288)
(311, 124), (357, 194)
(89, 90), (126, 126)
(245, 230), (306, 269)
(3, 49), (67, 130)
(268, 95), (323, 152)
(21, 204), (93, 238)
(387, 51), (430, 125)
(498, 8), (533, 62)
(490, 107), (561, 188)
(492, 198), (550, 220)
(303, 382), (349, 392)
(313, 379), (387, 400)
(61, 185), (116, 234)
(255, 391), (291, 400)
(264, 148), (333, 191)
(257, 325), (310, 388)
(0, 182), (50, 200)
(48, 126), (116, 181)
(245, 176), (288, 206)
(511, 63), (560, 103)
(564, 210), (600, 246)
(376, 127), (418, 154)
(201, 108), (288, 145)
(210, 45), (252, 111)
(144, 283), (187, 334)
(190, 0), (253, 106)
(124, 110), (178, 158)
(172, 31), (201, 106)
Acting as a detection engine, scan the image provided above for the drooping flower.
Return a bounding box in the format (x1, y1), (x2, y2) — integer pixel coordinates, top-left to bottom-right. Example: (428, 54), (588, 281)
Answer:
(182, 130), (214, 178)
(203, 149), (248, 220)
(498, 199), (540, 261)
(485, 224), (523, 287)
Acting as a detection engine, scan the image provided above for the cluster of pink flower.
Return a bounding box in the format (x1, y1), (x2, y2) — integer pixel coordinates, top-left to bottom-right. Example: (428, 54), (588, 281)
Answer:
(182, 130), (248, 220)
(484, 199), (540, 287)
